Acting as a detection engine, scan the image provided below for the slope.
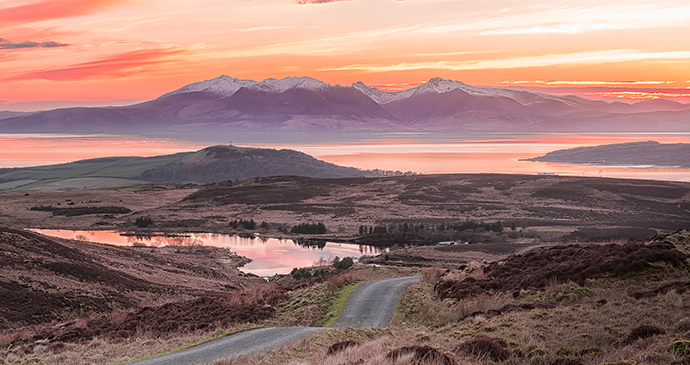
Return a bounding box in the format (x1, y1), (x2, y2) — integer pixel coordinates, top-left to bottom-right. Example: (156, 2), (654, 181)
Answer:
(0, 145), (371, 190)
(523, 140), (690, 167)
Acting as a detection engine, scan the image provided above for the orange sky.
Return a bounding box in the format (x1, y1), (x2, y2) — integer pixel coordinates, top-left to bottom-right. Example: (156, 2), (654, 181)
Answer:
(1, 0), (689, 111)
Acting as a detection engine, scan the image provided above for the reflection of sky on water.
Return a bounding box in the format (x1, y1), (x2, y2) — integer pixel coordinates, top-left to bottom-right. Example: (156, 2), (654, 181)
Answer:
(32, 230), (384, 276)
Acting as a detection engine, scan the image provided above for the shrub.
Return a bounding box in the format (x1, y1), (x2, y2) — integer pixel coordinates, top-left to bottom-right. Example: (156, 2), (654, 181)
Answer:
(669, 340), (690, 356)
(326, 340), (360, 355)
(290, 267), (312, 280)
(333, 256), (354, 270)
(387, 345), (456, 365)
(624, 325), (666, 344)
(456, 335), (510, 361)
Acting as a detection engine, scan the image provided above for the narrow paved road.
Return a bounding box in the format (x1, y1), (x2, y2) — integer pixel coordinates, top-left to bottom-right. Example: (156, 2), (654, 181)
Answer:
(332, 276), (420, 328)
(129, 276), (420, 365)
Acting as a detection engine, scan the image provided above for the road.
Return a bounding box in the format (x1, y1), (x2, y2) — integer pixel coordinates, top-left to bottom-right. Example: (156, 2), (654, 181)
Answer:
(129, 276), (420, 365)
(332, 276), (420, 328)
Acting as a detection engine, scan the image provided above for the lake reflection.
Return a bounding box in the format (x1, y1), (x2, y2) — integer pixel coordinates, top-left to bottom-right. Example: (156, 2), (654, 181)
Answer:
(32, 229), (384, 276)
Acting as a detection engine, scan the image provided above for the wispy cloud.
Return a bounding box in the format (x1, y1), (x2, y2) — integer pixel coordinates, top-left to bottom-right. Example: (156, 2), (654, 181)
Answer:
(0, 0), (128, 27)
(502, 80), (673, 86)
(296, 0), (352, 4)
(237, 25), (294, 32)
(7, 47), (187, 81)
(480, 23), (632, 35)
(584, 90), (690, 100)
(320, 50), (690, 72)
(0, 37), (69, 49)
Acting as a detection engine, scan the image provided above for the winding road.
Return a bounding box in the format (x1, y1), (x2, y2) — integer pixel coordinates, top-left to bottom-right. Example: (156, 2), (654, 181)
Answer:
(129, 276), (420, 365)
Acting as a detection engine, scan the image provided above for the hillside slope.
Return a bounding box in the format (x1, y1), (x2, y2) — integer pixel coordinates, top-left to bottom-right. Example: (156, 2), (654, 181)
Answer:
(524, 140), (690, 167)
(0, 226), (261, 329)
(0, 145), (370, 191)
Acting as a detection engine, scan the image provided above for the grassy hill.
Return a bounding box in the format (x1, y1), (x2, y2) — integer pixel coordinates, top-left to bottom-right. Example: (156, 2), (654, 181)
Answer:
(0, 145), (370, 191)
(523, 140), (690, 167)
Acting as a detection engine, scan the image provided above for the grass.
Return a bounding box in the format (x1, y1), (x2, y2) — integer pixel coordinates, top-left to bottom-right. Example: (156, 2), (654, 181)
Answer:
(321, 280), (369, 327)
(4, 233), (689, 365)
(215, 233), (690, 365)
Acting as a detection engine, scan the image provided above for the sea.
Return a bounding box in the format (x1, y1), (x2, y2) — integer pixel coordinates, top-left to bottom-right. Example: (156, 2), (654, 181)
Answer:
(1, 133), (690, 182)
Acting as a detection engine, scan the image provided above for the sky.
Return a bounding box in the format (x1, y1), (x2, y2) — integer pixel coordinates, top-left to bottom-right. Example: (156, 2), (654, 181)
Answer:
(1, 0), (690, 111)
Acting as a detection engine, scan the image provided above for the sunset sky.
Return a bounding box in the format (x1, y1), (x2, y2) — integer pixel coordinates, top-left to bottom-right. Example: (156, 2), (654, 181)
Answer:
(1, 0), (690, 111)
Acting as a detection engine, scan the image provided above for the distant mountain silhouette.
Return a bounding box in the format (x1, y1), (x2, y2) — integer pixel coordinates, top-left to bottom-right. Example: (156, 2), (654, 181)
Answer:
(1, 76), (688, 134)
(523, 140), (690, 167)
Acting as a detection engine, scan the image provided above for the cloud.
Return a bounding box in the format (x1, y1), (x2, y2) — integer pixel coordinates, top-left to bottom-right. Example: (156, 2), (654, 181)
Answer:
(0, 37), (69, 49)
(0, 0), (128, 27)
(8, 47), (188, 81)
(502, 80), (672, 86)
(480, 23), (632, 35)
(237, 26), (294, 32)
(296, 0), (352, 4)
(320, 50), (690, 72)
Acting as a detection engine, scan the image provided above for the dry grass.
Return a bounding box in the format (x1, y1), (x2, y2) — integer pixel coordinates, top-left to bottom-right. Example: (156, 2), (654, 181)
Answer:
(215, 234), (690, 365)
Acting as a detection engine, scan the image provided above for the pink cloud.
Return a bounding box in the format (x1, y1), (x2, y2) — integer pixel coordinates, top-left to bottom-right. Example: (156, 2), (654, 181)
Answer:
(0, 0), (128, 27)
(296, 0), (352, 4)
(8, 48), (188, 81)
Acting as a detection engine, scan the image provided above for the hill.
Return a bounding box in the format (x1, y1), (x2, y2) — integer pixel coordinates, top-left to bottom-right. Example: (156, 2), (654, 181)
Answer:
(1, 76), (689, 136)
(0, 225), (263, 330)
(0, 145), (371, 191)
(523, 140), (690, 167)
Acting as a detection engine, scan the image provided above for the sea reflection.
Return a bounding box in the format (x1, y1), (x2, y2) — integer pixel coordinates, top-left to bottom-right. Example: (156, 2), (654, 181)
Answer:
(32, 229), (386, 276)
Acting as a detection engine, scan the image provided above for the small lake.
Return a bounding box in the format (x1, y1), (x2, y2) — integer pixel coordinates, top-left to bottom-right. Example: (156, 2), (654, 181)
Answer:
(32, 229), (384, 277)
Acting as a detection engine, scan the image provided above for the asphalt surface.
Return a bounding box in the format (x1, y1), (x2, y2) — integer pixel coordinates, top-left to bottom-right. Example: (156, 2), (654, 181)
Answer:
(129, 276), (420, 365)
(332, 276), (421, 328)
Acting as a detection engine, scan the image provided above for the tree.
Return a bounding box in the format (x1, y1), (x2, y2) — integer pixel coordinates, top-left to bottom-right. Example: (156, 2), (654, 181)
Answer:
(135, 216), (153, 228)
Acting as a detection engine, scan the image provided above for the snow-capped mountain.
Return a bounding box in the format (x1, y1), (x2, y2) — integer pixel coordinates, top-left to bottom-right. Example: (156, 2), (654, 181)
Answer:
(164, 75), (329, 98)
(353, 77), (576, 109)
(2, 75), (688, 135)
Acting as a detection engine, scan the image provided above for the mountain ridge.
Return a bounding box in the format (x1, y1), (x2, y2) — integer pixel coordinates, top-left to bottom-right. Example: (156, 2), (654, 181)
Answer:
(1, 76), (689, 135)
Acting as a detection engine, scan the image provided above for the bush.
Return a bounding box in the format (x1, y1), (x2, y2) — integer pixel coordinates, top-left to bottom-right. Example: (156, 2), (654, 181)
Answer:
(290, 267), (312, 280)
(457, 335), (510, 361)
(326, 340), (360, 355)
(333, 256), (354, 270)
(624, 325), (665, 344)
(669, 340), (690, 356)
(387, 345), (456, 365)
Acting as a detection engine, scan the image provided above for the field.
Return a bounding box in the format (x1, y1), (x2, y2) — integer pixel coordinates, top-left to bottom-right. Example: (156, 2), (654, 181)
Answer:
(0, 174), (688, 242)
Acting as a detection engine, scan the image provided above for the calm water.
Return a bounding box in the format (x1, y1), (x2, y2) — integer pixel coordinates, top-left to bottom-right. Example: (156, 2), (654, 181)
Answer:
(2, 133), (690, 182)
(31, 229), (383, 276)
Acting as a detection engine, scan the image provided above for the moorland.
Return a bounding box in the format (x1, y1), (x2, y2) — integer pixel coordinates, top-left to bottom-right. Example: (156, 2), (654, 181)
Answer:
(1, 151), (690, 364)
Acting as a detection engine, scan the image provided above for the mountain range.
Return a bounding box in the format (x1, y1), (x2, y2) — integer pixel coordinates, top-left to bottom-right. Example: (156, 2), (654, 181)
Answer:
(0, 145), (371, 191)
(1, 76), (689, 135)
